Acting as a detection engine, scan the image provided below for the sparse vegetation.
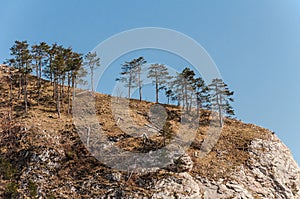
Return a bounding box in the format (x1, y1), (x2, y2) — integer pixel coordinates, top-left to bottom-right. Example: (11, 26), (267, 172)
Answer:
(0, 158), (17, 180)
(0, 41), (282, 198)
(3, 40), (236, 128)
(4, 181), (18, 198)
(28, 180), (38, 198)
(5, 41), (87, 118)
(0, 157), (19, 198)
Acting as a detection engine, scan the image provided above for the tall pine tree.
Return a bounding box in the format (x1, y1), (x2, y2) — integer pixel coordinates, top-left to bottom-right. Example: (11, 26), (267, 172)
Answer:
(31, 42), (50, 104)
(208, 78), (234, 127)
(192, 77), (209, 116)
(8, 40), (32, 113)
(147, 63), (171, 103)
(169, 67), (196, 111)
(116, 60), (137, 99)
(135, 57), (146, 101)
(84, 52), (100, 92)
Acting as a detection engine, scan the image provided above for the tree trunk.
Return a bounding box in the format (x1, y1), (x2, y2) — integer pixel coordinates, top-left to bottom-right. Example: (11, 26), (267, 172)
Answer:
(37, 61), (42, 105)
(24, 74), (28, 113)
(72, 79), (76, 113)
(138, 68), (142, 101)
(34, 61), (39, 103)
(188, 93), (193, 112)
(128, 75), (131, 99)
(61, 76), (65, 99)
(184, 82), (188, 112)
(67, 73), (71, 114)
(196, 97), (200, 117)
(9, 72), (13, 134)
(38, 60), (42, 83)
(57, 91), (61, 118)
(60, 79), (65, 113)
(18, 74), (22, 99)
(139, 83), (142, 101)
(217, 95), (222, 127)
(155, 75), (159, 103)
(52, 74), (55, 98)
(55, 77), (61, 118)
(128, 86), (131, 99)
(35, 62), (38, 77)
(91, 69), (94, 92)
(155, 82), (158, 103)
(181, 85), (185, 109)
(72, 75), (76, 107)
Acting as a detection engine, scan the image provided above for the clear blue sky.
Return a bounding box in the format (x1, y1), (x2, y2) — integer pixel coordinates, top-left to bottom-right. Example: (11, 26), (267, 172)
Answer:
(1, 0), (299, 164)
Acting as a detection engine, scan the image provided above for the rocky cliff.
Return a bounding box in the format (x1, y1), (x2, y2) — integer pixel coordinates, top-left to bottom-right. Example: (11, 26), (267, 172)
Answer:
(0, 65), (299, 198)
(152, 134), (300, 199)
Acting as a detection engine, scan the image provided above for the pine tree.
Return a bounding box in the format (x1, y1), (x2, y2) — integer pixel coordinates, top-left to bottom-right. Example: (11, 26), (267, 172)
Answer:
(165, 88), (175, 105)
(70, 52), (84, 110)
(8, 40), (32, 113)
(116, 57), (146, 100)
(181, 67), (196, 112)
(84, 52), (100, 92)
(116, 60), (137, 99)
(6, 41), (84, 117)
(135, 57), (146, 101)
(208, 78), (234, 127)
(44, 43), (58, 98)
(31, 42), (50, 104)
(169, 67), (196, 111)
(147, 63), (171, 103)
(51, 45), (65, 118)
(169, 74), (184, 106)
(192, 77), (210, 116)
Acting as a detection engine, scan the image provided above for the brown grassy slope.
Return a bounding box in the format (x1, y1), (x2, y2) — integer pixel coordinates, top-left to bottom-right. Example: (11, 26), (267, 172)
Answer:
(0, 65), (272, 197)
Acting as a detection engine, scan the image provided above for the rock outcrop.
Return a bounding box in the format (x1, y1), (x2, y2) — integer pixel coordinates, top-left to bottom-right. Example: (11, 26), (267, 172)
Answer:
(1, 119), (299, 198)
(151, 134), (300, 199)
(10, 133), (299, 198)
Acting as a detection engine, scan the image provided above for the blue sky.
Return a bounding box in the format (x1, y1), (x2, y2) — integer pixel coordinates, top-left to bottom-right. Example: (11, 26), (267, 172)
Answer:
(1, 0), (299, 164)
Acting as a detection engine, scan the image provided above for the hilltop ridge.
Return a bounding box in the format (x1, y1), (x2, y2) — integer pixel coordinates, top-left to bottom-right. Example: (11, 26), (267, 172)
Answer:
(0, 65), (299, 198)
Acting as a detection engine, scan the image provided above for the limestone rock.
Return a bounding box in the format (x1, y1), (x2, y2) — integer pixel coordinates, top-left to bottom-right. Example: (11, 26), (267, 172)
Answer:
(167, 153), (193, 173)
(151, 133), (300, 199)
(152, 172), (200, 199)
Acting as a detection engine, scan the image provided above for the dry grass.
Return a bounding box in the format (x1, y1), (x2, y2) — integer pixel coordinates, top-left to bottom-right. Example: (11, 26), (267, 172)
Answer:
(0, 65), (273, 197)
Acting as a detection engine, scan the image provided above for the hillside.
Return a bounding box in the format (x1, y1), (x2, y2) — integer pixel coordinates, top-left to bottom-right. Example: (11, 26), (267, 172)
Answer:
(0, 64), (299, 198)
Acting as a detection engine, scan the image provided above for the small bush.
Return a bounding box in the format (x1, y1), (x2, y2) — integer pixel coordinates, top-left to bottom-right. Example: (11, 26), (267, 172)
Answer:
(4, 181), (18, 198)
(0, 158), (17, 180)
(161, 120), (174, 146)
(28, 180), (38, 198)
